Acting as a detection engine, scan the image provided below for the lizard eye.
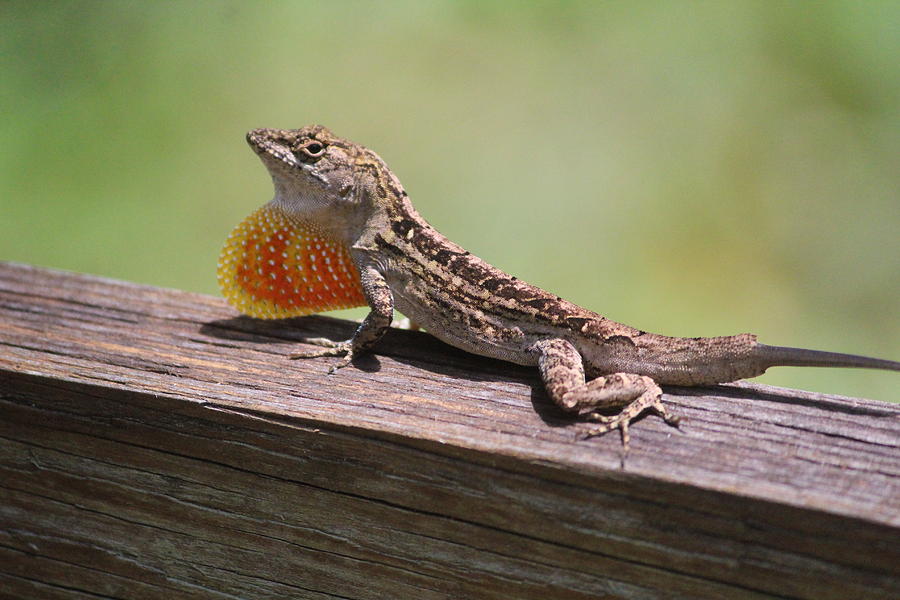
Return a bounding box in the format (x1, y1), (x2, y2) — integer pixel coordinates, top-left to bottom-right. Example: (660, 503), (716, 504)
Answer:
(298, 140), (326, 159)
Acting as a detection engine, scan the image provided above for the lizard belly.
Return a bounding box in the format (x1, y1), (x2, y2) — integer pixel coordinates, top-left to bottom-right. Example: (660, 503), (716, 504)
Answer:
(390, 281), (540, 367)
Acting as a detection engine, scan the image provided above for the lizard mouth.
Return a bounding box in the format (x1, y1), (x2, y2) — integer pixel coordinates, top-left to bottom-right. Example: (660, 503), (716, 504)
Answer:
(246, 129), (299, 169)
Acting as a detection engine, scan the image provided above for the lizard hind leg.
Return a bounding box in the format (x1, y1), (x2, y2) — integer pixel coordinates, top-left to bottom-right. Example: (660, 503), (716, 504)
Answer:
(532, 338), (680, 458)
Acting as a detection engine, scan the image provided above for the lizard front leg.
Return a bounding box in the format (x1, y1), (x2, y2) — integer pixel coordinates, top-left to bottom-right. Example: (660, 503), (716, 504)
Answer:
(532, 338), (680, 455)
(290, 263), (393, 373)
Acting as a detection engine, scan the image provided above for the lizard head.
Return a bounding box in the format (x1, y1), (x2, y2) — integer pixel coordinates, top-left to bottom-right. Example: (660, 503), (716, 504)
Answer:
(218, 126), (376, 318)
(247, 125), (398, 243)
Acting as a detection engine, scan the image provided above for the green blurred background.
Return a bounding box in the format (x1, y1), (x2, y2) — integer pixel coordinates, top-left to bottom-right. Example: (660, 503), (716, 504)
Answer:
(2, 1), (897, 400)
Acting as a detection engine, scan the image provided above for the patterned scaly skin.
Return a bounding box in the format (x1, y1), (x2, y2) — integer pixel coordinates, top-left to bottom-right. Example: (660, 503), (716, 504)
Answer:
(221, 125), (900, 455)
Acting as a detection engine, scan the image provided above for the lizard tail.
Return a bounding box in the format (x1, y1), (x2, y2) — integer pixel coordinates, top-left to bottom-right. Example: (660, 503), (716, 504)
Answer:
(754, 344), (900, 372)
(618, 334), (898, 385)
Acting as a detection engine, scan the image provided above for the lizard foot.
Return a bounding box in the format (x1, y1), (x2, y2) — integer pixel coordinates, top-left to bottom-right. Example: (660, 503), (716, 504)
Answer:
(289, 339), (350, 360)
(289, 339), (356, 373)
(581, 384), (681, 463)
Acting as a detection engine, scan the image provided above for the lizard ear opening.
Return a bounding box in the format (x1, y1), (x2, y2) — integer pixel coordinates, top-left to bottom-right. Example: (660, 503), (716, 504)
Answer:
(217, 203), (367, 318)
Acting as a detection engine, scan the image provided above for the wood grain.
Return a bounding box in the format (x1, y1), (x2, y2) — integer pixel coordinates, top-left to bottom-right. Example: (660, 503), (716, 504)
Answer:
(1, 261), (898, 599)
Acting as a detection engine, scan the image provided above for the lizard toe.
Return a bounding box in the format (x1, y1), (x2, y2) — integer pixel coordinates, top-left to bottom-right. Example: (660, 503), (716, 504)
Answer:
(289, 341), (352, 360)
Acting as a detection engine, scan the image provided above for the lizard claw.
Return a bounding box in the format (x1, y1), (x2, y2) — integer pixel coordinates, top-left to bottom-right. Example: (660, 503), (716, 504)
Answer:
(663, 413), (682, 428)
(579, 417), (632, 468)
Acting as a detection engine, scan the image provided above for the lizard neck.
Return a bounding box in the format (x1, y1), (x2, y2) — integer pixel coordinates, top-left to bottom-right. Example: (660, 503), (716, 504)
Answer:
(356, 188), (452, 259)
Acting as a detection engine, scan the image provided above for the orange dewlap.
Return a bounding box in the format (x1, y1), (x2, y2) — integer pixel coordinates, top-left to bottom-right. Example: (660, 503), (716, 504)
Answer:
(217, 203), (367, 318)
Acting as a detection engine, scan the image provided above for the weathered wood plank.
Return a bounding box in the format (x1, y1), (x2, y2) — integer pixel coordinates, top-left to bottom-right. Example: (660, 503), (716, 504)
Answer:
(0, 261), (898, 599)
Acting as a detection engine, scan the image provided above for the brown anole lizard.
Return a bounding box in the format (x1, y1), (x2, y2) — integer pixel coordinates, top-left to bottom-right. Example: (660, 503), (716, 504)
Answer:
(218, 125), (899, 453)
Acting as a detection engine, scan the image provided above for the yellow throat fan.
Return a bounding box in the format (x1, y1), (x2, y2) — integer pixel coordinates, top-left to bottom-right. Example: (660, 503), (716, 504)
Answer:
(217, 203), (367, 318)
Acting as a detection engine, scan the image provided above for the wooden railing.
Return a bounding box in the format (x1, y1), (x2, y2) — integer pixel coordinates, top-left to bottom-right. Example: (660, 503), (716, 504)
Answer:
(1, 261), (898, 599)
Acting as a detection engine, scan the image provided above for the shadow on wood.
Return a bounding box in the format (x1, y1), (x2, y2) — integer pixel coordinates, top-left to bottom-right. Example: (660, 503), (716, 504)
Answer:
(1, 261), (898, 599)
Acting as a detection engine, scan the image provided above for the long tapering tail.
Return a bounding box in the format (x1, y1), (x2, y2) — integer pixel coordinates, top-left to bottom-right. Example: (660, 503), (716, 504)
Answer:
(755, 344), (900, 372)
(624, 333), (899, 385)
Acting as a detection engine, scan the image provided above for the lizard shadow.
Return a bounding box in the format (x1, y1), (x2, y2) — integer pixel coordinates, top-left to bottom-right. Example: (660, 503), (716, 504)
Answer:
(201, 314), (356, 346)
(663, 382), (897, 417)
(382, 339), (581, 429)
(200, 314), (576, 425)
(200, 316), (890, 427)
(200, 314), (384, 373)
